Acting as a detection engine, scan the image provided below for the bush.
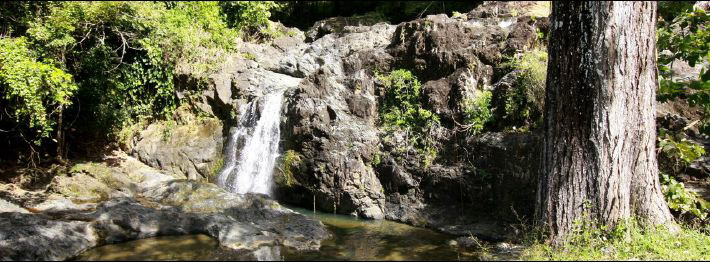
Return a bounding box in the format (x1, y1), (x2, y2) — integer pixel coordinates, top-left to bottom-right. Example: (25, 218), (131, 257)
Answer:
(377, 69), (440, 167)
(661, 173), (709, 222)
(220, 1), (285, 41)
(501, 49), (547, 130)
(6, 2), (281, 144)
(462, 90), (493, 135)
(658, 132), (706, 173)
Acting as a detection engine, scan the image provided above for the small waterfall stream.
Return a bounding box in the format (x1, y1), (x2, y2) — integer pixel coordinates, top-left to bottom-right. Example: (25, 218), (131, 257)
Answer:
(216, 90), (285, 196)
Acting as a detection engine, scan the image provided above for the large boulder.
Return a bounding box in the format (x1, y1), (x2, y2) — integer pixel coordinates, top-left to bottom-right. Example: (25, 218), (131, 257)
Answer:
(130, 118), (224, 181)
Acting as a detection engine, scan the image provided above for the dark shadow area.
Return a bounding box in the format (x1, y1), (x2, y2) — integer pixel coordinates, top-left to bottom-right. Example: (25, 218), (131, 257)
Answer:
(272, 1), (482, 30)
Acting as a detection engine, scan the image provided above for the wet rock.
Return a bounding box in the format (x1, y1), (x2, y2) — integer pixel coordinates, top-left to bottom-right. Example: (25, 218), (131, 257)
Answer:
(453, 236), (483, 249)
(273, 2), (549, 229)
(32, 195), (96, 213)
(494, 242), (525, 256)
(422, 66), (494, 125)
(695, 1), (710, 12)
(142, 180), (330, 251)
(687, 155), (710, 179)
(438, 222), (507, 242)
(504, 17), (538, 55)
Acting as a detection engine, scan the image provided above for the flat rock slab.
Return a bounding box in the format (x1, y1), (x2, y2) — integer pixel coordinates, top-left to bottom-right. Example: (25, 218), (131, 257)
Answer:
(0, 180), (329, 261)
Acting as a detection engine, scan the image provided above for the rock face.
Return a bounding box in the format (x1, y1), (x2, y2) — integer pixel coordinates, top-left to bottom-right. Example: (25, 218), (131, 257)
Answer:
(267, 1), (550, 238)
(277, 23), (396, 219)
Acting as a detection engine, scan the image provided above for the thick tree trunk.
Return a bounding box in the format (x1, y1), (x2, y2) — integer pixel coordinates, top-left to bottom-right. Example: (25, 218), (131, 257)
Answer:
(536, 1), (673, 240)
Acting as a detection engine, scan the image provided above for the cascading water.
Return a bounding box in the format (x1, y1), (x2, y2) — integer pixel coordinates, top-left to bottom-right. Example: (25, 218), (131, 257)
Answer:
(216, 90), (285, 196)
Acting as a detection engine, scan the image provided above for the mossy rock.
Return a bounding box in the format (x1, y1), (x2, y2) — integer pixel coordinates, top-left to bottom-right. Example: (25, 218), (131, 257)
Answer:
(53, 161), (144, 203)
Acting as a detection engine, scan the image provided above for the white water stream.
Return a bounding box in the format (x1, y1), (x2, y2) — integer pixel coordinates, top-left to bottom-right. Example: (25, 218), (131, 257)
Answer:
(216, 90), (285, 196)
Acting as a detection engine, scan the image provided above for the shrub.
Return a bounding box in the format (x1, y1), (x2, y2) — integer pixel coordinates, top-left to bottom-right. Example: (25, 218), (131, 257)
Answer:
(376, 69), (440, 167)
(15, 2), (282, 144)
(661, 173), (709, 221)
(501, 49), (547, 130)
(658, 133), (706, 173)
(462, 90), (493, 135)
(220, 1), (285, 41)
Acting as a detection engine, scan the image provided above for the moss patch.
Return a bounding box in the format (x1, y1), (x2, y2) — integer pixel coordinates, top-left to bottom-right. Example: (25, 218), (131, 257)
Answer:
(275, 150), (302, 188)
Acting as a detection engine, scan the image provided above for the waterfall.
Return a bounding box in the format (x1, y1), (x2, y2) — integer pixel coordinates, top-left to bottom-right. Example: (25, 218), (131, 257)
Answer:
(216, 90), (285, 196)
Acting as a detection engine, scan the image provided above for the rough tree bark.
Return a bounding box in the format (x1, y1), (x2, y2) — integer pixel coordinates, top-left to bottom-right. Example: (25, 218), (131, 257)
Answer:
(536, 1), (674, 240)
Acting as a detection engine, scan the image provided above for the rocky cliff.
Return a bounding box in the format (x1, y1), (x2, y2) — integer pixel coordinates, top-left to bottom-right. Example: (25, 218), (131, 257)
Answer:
(126, 1), (708, 241)
(123, 2), (550, 240)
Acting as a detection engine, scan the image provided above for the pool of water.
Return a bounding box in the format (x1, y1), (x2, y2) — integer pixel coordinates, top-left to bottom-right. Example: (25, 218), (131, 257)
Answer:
(76, 206), (489, 261)
(74, 234), (253, 261)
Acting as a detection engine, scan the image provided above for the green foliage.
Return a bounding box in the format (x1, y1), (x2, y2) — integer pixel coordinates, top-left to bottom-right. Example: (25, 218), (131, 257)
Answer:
(657, 8), (709, 76)
(658, 133), (706, 172)
(501, 49), (548, 130)
(0, 1), (285, 161)
(220, 1), (285, 41)
(0, 2), (57, 37)
(522, 218), (710, 260)
(161, 120), (176, 142)
(658, 1), (698, 25)
(242, 52), (257, 61)
(661, 173), (709, 221)
(377, 69), (440, 129)
(0, 37), (77, 144)
(377, 69), (440, 167)
(657, 8), (710, 134)
(462, 90), (493, 135)
(30, 2), (245, 129)
(371, 152), (382, 167)
(6, 1), (282, 146)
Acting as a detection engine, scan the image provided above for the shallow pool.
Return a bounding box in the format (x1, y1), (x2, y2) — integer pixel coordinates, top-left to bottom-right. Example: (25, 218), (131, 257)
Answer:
(76, 206), (489, 261)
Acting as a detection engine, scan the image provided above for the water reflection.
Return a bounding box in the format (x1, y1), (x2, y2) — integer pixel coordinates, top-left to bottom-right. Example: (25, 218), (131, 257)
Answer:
(284, 206), (482, 261)
(74, 234), (254, 261)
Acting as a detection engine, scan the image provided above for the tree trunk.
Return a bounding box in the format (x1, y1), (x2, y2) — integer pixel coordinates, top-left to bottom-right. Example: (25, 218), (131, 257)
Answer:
(56, 105), (64, 163)
(536, 1), (673, 240)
